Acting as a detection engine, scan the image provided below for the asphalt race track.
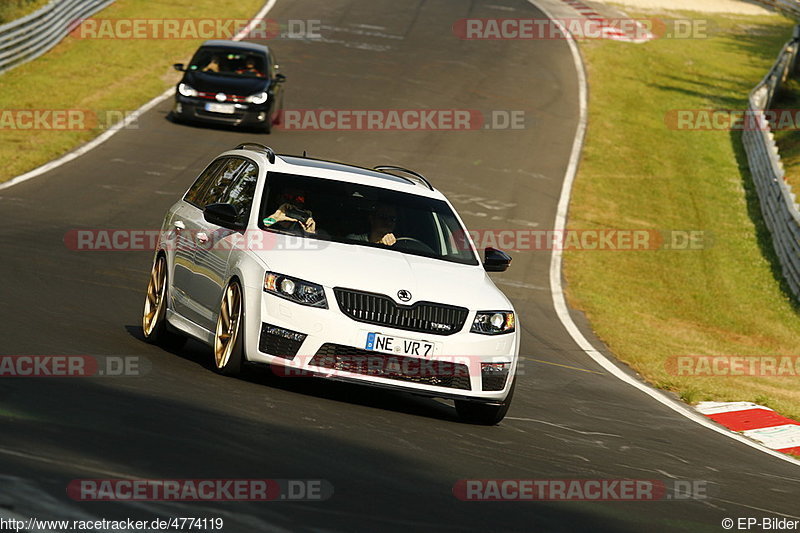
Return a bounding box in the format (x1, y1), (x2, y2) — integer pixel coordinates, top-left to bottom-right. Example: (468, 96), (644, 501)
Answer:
(1, 0), (799, 531)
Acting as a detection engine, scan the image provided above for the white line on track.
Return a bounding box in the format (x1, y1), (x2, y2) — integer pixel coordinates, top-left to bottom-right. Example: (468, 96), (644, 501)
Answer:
(528, 0), (800, 467)
(0, 0), (279, 193)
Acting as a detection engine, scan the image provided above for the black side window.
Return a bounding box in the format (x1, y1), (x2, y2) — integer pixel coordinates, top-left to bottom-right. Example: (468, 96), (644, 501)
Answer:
(219, 162), (259, 224)
(184, 159), (224, 207)
(200, 158), (246, 207)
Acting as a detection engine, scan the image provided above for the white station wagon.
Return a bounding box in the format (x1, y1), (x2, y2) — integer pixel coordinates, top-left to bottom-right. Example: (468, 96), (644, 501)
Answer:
(142, 143), (520, 424)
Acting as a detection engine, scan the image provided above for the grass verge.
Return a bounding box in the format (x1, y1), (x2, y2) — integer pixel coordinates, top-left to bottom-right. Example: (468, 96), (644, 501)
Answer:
(564, 9), (800, 420)
(770, 78), (800, 191)
(0, 0), (267, 183)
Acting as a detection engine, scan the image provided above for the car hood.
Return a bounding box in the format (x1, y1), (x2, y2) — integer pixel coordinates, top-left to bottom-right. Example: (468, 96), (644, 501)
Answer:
(182, 71), (269, 96)
(250, 237), (513, 310)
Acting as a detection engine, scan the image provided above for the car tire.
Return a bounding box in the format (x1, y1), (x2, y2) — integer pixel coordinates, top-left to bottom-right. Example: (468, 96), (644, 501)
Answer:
(455, 376), (516, 425)
(142, 254), (187, 350)
(213, 280), (245, 376)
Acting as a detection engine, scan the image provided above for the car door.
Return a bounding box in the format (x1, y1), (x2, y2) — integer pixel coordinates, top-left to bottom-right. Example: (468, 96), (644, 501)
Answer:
(170, 158), (225, 323)
(190, 157), (257, 331)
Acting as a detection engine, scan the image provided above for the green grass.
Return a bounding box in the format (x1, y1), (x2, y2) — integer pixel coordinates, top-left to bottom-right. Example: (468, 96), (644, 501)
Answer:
(565, 10), (800, 420)
(0, 0), (267, 183)
(770, 78), (800, 191)
(0, 0), (50, 24)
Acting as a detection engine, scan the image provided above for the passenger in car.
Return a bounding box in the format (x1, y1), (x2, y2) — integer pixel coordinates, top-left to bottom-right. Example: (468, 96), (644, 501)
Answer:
(236, 57), (264, 77)
(347, 204), (397, 246)
(263, 187), (316, 234)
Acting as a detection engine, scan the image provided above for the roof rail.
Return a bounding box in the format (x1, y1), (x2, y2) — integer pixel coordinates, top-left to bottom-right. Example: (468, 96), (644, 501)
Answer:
(235, 143), (276, 164)
(374, 165), (434, 191)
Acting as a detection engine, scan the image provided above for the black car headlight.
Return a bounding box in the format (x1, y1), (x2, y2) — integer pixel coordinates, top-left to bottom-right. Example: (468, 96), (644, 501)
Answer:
(471, 311), (515, 335)
(178, 83), (198, 97)
(246, 92), (269, 104)
(264, 272), (327, 308)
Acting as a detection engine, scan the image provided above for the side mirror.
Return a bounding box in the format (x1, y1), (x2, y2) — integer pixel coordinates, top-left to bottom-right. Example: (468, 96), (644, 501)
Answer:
(203, 203), (240, 228)
(173, 63), (185, 72)
(484, 247), (512, 272)
(275, 73), (287, 83)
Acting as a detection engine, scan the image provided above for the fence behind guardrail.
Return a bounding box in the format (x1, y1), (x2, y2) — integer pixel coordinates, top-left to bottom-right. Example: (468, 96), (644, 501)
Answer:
(742, 25), (800, 298)
(0, 0), (116, 75)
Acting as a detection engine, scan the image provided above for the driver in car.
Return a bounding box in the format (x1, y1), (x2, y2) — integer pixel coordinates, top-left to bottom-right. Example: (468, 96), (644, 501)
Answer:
(348, 205), (397, 246)
(263, 188), (316, 234)
(202, 54), (222, 73)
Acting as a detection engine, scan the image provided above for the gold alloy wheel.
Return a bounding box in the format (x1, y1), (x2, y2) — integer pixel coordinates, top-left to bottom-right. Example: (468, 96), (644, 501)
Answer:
(142, 256), (166, 338)
(214, 282), (242, 369)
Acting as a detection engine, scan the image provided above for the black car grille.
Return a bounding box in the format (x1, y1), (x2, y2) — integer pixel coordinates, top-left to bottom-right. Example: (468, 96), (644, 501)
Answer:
(259, 323), (306, 359)
(333, 288), (468, 336)
(311, 344), (471, 390)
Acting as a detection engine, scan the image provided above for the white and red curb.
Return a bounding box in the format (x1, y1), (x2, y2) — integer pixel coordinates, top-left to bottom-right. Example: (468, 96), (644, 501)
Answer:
(560, 0), (654, 43)
(697, 402), (800, 456)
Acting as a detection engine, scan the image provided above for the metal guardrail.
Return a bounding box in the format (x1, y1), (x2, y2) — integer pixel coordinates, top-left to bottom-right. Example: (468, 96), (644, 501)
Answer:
(742, 26), (800, 298)
(0, 0), (116, 75)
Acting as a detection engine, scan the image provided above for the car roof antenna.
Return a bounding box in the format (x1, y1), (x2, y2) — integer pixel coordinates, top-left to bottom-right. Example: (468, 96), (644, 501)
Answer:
(303, 150), (307, 157)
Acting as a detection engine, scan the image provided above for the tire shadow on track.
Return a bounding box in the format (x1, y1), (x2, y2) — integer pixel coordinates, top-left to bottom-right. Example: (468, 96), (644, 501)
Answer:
(123, 324), (461, 423)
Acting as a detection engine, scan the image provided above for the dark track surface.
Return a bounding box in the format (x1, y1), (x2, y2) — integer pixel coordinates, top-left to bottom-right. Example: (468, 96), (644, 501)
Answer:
(1, 0), (798, 531)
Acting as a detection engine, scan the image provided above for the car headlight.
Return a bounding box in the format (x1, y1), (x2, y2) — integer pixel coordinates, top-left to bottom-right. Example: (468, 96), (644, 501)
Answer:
(471, 311), (515, 335)
(178, 83), (198, 97)
(247, 92), (269, 104)
(264, 272), (327, 308)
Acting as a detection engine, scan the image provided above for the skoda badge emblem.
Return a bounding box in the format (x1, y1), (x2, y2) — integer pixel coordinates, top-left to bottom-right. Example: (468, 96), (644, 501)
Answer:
(397, 290), (412, 302)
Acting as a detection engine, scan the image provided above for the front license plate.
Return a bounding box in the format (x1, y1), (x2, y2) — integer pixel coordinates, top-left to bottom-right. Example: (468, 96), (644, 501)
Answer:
(205, 102), (236, 114)
(365, 332), (434, 357)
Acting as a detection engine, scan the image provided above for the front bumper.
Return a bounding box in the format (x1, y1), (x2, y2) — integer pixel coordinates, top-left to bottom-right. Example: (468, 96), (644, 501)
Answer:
(173, 95), (271, 127)
(244, 291), (519, 402)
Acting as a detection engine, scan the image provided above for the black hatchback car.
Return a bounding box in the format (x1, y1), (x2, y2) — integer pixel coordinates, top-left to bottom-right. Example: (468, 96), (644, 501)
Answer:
(172, 40), (286, 133)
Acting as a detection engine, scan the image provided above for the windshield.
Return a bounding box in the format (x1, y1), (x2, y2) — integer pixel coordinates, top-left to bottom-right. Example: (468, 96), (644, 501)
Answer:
(259, 172), (479, 266)
(188, 48), (268, 78)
